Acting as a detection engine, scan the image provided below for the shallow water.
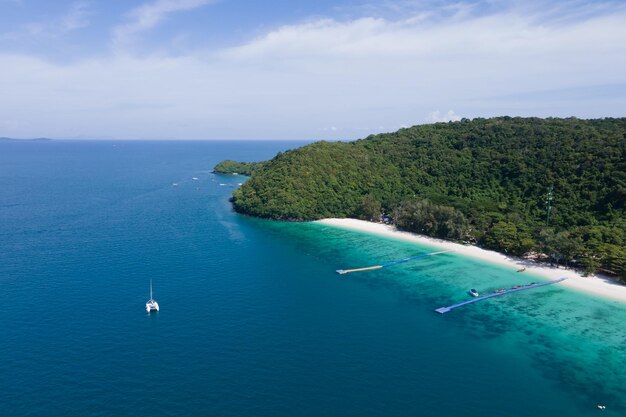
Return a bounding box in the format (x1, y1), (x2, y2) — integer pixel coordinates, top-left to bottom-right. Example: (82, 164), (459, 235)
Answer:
(1, 140), (624, 416)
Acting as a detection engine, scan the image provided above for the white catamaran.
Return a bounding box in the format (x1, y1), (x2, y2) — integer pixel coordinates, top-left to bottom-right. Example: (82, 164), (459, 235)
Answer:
(146, 280), (159, 313)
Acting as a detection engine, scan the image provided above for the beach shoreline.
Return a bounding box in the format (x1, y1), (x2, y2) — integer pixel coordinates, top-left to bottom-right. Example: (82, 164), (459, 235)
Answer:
(316, 218), (626, 304)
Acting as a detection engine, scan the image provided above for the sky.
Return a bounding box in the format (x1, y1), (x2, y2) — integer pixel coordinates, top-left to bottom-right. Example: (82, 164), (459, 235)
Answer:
(1, 0), (625, 140)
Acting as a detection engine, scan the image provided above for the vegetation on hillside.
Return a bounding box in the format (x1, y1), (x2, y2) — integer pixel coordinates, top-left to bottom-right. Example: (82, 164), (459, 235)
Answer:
(213, 159), (266, 176)
(225, 117), (626, 280)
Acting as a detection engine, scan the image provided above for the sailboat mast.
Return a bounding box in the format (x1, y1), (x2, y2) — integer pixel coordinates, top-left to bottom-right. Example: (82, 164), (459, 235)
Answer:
(150, 279), (153, 300)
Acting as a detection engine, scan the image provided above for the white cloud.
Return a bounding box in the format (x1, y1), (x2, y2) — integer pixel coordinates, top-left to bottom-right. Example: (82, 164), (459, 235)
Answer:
(427, 110), (462, 123)
(61, 1), (93, 32)
(112, 0), (213, 46)
(1, 2), (625, 139)
(0, 1), (92, 41)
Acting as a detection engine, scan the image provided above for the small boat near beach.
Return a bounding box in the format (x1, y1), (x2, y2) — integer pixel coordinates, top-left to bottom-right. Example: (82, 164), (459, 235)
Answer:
(469, 288), (480, 297)
(146, 280), (159, 313)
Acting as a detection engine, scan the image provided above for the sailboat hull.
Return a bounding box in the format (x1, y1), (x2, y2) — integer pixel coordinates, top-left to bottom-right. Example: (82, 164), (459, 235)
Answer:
(146, 300), (159, 312)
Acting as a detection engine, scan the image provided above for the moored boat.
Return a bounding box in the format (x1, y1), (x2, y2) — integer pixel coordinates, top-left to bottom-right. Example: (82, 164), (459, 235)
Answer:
(146, 280), (159, 313)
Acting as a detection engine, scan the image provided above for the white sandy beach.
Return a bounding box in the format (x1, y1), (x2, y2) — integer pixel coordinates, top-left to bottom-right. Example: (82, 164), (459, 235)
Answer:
(317, 218), (626, 303)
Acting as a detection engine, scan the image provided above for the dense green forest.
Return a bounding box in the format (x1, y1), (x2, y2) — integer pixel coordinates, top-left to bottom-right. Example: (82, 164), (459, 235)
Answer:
(222, 117), (626, 280)
(213, 159), (266, 176)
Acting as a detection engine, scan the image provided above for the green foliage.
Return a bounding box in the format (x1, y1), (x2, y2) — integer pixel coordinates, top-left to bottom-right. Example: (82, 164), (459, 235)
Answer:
(538, 229), (583, 266)
(484, 221), (535, 256)
(229, 117), (626, 277)
(213, 159), (266, 176)
(393, 199), (469, 240)
(356, 194), (383, 222)
(599, 244), (626, 282)
(232, 141), (402, 220)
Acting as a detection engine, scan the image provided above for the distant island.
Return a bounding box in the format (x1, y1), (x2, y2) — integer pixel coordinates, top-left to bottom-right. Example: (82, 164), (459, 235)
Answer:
(0, 137), (52, 141)
(216, 117), (626, 281)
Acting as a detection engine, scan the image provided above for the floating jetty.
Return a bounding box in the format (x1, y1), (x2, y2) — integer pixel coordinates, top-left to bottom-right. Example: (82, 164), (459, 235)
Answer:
(336, 250), (452, 275)
(435, 278), (567, 314)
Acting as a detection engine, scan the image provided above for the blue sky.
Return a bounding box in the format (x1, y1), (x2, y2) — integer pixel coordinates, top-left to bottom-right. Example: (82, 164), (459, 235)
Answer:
(1, 0), (625, 139)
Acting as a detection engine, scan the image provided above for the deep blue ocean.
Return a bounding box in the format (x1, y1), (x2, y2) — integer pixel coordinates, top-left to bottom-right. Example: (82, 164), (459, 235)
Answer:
(1, 140), (625, 416)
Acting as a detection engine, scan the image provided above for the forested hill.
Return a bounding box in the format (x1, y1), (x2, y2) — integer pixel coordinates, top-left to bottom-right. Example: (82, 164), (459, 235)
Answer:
(228, 117), (626, 279)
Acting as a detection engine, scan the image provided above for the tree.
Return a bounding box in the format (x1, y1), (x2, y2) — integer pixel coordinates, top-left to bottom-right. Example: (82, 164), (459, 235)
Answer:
(552, 232), (583, 267)
(356, 194), (382, 221)
(599, 244), (626, 282)
(393, 199), (469, 240)
(484, 221), (534, 256)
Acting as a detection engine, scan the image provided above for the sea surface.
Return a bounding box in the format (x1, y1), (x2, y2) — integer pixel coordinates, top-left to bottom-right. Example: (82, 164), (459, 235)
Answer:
(1, 140), (625, 417)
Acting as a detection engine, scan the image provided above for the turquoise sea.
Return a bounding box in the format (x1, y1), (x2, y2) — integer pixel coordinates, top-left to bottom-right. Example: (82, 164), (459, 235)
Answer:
(1, 140), (625, 416)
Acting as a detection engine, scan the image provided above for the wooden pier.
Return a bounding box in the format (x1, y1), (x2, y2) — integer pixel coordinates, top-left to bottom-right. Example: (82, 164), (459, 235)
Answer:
(435, 278), (567, 314)
(337, 250), (452, 275)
